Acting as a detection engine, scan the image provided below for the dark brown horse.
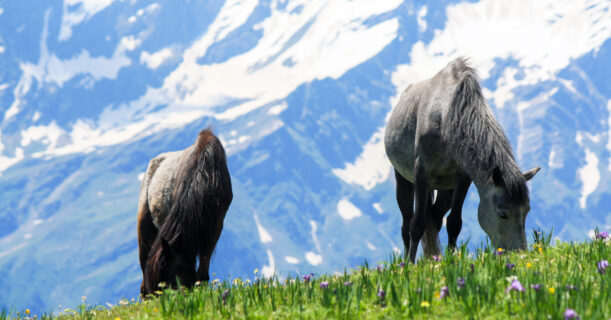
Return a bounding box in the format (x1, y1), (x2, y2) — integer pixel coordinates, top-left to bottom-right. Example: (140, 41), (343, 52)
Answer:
(137, 129), (233, 295)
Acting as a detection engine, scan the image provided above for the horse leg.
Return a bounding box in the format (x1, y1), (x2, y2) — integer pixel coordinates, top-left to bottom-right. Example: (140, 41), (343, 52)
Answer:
(394, 169), (414, 257)
(447, 173), (471, 249)
(409, 159), (430, 263)
(431, 190), (453, 232)
(137, 203), (157, 294)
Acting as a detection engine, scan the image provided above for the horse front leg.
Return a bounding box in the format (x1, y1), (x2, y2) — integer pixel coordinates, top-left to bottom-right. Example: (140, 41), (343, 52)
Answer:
(409, 159), (430, 263)
(394, 169), (414, 257)
(447, 172), (471, 249)
(197, 255), (211, 282)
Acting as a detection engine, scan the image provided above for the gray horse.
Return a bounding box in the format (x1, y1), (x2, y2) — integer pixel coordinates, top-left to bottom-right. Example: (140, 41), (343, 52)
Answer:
(384, 58), (540, 263)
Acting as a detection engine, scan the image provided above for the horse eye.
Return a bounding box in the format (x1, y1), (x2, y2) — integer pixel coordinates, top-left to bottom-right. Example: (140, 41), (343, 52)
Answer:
(497, 209), (508, 220)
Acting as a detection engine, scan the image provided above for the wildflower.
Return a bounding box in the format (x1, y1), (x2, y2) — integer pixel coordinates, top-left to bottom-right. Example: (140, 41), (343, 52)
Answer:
(254, 268), (259, 274)
(506, 263), (515, 270)
(420, 301), (430, 308)
(320, 281), (329, 289)
(457, 277), (466, 289)
(595, 231), (608, 240)
(399, 262), (406, 267)
(526, 262), (533, 268)
(344, 281), (353, 286)
(506, 280), (525, 293)
(439, 286), (449, 300)
(530, 284), (542, 291)
(548, 287), (555, 294)
(119, 299), (129, 306)
(158, 282), (167, 288)
(233, 278), (242, 286)
(377, 288), (386, 300)
(533, 243), (543, 253)
(106, 303), (113, 308)
(153, 308), (159, 312)
(154, 290), (163, 295)
(302, 274), (312, 282)
(222, 289), (230, 304)
(81, 296), (87, 302)
(564, 308), (579, 319)
(434, 291), (440, 299)
(598, 260), (609, 274)
(494, 248), (505, 256)
(194, 281), (201, 287)
(115, 317), (121, 320)
(25, 309), (30, 315)
(432, 255), (442, 261)
(377, 264), (384, 271)
(469, 263), (474, 273)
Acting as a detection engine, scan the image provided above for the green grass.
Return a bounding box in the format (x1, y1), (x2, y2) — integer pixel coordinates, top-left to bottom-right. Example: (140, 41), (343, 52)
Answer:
(5, 231), (610, 319)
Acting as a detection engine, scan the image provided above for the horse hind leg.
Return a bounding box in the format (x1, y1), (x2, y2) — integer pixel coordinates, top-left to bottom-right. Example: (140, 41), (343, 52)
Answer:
(394, 169), (414, 258)
(409, 159), (433, 263)
(431, 190), (453, 232)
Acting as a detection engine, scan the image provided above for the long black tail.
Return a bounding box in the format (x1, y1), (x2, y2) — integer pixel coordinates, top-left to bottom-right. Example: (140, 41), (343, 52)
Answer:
(160, 128), (233, 258)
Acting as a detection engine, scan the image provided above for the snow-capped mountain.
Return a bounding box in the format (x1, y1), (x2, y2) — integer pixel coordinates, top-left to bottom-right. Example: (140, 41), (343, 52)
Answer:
(0, 0), (609, 314)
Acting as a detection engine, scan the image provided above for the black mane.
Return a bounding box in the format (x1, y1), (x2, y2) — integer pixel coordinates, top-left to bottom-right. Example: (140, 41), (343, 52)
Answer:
(441, 58), (528, 204)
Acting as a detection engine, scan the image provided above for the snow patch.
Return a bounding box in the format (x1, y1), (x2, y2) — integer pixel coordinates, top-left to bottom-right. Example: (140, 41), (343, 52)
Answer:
(59, 0), (117, 41)
(261, 249), (276, 278)
(140, 48), (173, 70)
(332, 128), (391, 190)
(305, 251), (322, 266)
(254, 213), (273, 243)
(372, 203), (384, 214)
(417, 6), (427, 32)
(337, 198), (362, 220)
(285, 256), (299, 264)
(578, 149), (600, 209)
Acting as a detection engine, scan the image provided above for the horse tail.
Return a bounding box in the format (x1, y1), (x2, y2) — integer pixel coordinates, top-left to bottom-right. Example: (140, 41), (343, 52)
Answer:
(421, 190), (441, 257)
(160, 128), (233, 257)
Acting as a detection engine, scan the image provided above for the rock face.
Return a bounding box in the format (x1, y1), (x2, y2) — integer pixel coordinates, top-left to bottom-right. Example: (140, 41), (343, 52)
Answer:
(0, 0), (609, 314)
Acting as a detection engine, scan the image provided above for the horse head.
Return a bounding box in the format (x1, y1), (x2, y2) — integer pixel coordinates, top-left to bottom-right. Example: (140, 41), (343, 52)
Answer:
(477, 166), (540, 251)
(142, 237), (196, 296)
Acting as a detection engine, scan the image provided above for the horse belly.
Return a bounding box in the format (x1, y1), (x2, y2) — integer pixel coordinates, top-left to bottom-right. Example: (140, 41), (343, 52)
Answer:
(147, 151), (182, 229)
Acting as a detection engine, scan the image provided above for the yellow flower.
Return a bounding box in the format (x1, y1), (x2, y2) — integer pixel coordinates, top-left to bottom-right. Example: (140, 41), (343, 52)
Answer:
(115, 317), (121, 320)
(434, 291), (440, 299)
(538, 247), (543, 253)
(548, 287), (555, 294)
(254, 268), (259, 274)
(25, 309), (30, 315)
(526, 262), (532, 268)
(420, 301), (430, 308)
(154, 290), (163, 295)
(497, 248), (504, 252)
(153, 308), (159, 313)
(264, 284), (269, 289)
(211, 278), (220, 284)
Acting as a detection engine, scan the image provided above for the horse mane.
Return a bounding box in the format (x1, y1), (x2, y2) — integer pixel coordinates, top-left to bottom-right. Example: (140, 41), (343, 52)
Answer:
(441, 58), (528, 204)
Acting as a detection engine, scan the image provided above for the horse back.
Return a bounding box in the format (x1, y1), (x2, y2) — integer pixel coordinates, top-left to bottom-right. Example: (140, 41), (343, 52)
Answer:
(385, 60), (463, 188)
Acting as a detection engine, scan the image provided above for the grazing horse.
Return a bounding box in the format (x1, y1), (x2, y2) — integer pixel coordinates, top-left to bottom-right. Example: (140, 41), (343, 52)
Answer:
(137, 129), (233, 295)
(384, 58), (540, 263)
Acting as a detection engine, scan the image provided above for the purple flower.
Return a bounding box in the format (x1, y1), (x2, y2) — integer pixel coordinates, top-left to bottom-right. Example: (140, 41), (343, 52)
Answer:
(596, 231), (608, 240)
(377, 288), (386, 300)
(302, 273), (313, 282)
(439, 286), (449, 300)
(222, 289), (230, 304)
(469, 263), (474, 273)
(530, 284), (542, 291)
(457, 277), (466, 289)
(320, 281), (329, 289)
(598, 260), (608, 274)
(506, 263), (515, 270)
(399, 262), (406, 268)
(565, 285), (578, 291)
(377, 264), (384, 271)
(344, 281), (352, 286)
(494, 248), (505, 256)
(506, 280), (525, 293)
(432, 255), (442, 261)
(564, 308), (578, 319)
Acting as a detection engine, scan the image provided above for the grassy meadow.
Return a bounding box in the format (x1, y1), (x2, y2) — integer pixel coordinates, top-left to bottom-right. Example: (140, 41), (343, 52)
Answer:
(4, 230), (610, 319)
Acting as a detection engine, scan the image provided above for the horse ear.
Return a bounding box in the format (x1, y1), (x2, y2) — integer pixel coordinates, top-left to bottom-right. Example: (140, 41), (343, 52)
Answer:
(523, 167), (541, 181)
(492, 167), (503, 186)
(160, 237), (174, 260)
